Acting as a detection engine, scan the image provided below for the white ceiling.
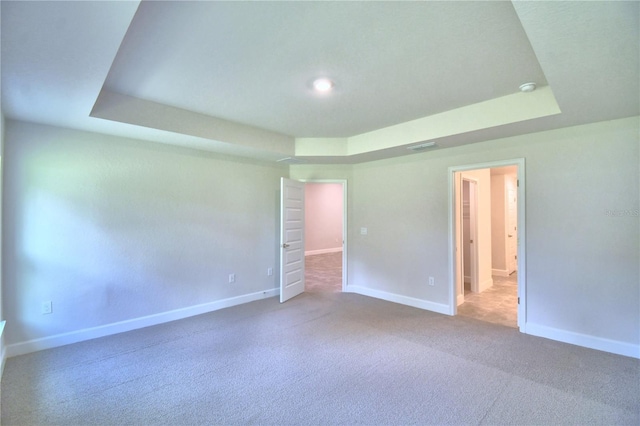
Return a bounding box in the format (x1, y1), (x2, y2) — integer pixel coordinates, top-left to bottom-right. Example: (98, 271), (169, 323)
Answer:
(2, 1), (638, 164)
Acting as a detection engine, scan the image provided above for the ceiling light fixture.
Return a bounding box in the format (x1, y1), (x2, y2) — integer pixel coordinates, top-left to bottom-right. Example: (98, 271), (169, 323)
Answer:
(519, 82), (537, 93)
(313, 78), (334, 92)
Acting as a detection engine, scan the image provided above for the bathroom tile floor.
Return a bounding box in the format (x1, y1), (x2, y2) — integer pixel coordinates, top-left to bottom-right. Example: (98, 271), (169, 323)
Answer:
(457, 273), (518, 328)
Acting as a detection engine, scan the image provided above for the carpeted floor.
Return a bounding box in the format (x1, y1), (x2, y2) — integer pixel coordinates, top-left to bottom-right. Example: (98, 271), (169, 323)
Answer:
(2, 291), (639, 425)
(458, 273), (518, 328)
(305, 251), (342, 293)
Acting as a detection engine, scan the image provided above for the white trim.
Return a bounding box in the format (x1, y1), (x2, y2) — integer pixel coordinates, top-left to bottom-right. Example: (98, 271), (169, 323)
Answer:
(346, 285), (450, 315)
(305, 247), (343, 256)
(526, 322), (640, 359)
(6, 289), (278, 358)
(456, 294), (465, 306)
(492, 268), (510, 277)
(478, 278), (494, 293)
(299, 179), (348, 292)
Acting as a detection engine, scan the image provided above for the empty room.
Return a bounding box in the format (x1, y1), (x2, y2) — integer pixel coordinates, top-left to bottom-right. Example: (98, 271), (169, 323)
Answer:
(1, 1), (638, 425)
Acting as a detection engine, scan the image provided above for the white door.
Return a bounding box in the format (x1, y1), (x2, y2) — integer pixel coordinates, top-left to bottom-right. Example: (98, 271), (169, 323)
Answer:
(280, 178), (305, 303)
(507, 177), (518, 273)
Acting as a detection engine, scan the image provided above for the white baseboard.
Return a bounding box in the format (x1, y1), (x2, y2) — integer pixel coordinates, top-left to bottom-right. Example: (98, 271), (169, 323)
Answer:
(457, 294), (465, 306)
(6, 288), (279, 358)
(346, 285), (450, 315)
(305, 247), (343, 256)
(478, 278), (493, 293)
(526, 322), (640, 359)
(492, 268), (510, 277)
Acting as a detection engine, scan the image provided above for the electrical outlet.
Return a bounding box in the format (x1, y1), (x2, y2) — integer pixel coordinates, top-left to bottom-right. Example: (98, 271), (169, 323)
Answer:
(267, 267), (273, 276)
(42, 301), (52, 315)
(229, 273), (235, 283)
(360, 227), (368, 235)
(428, 277), (435, 286)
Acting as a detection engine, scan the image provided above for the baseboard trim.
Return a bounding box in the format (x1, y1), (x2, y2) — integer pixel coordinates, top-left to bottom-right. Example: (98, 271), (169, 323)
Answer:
(346, 285), (449, 315)
(6, 289), (279, 358)
(492, 268), (510, 277)
(478, 278), (493, 293)
(305, 247), (343, 256)
(526, 322), (640, 359)
(456, 294), (465, 306)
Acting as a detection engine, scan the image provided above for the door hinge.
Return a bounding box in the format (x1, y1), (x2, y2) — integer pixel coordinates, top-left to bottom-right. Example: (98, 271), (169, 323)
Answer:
(517, 179), (519, 187)
(518, 297), (520, 305)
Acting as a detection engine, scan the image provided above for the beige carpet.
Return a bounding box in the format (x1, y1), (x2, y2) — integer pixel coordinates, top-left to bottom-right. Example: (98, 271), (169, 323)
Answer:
(458, 273), (518, 328)
(305, 251), (342, 293)
(2, 280), (639, 425)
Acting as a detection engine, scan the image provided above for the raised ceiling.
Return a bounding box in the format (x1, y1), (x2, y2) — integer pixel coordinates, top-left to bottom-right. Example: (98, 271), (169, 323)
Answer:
(2, 1), (638, 163)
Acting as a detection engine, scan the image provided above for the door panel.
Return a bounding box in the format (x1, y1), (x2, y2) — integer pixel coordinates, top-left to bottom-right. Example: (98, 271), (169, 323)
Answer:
(507, 179), (518, 273)
(280, 178), (305, 302)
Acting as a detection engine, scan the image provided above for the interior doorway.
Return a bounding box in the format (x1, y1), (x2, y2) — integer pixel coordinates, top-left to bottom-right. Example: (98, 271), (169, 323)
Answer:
(303, 180), (347, 293)
(461, 178), (478, 296)
(449, 160), (526, 331)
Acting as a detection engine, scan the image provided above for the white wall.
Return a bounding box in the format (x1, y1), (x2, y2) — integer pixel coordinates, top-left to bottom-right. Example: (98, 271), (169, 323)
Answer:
(2, 121), (287, 354)
(338, 116), (639, 357)
(304, 183), (343, 255)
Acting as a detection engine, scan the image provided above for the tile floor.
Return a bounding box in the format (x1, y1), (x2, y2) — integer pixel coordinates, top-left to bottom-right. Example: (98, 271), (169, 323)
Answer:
(457, 273), (518, 328)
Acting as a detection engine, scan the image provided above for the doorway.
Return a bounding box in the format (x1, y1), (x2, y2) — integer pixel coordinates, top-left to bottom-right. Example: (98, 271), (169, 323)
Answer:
(461, 178), (478, 296)
(303, 181), (346, 293)
(449, 159), (526, 331)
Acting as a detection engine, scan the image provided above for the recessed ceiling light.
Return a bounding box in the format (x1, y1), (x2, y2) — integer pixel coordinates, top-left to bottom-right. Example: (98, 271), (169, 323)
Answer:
(519, 82), (537, 93)
(313, 78), (334, 92)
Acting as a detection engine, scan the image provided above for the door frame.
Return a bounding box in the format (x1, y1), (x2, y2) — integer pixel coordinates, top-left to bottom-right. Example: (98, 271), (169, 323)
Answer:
(448, 158), (527, 332)
(300, 179), (348, 291)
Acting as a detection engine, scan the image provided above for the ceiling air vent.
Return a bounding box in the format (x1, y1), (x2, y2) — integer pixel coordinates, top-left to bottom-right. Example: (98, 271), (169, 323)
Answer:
(407, 141), (437, 152)
(277, 157), (307, 164)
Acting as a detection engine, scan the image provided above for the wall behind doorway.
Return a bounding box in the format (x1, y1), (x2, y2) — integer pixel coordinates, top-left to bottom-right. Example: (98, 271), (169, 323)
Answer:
(304, 183), (343, 255)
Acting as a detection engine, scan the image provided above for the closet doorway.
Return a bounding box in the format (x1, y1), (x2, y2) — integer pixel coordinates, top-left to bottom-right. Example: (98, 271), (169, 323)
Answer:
(449, 159), (526, 331)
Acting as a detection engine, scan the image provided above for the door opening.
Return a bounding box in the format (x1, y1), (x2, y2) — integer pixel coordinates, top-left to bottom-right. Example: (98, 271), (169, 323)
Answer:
(280, 178), (348, 302)
(449, 160), (526, 331)
(303, 181), (345, 293)
(461, 178), (478, 299)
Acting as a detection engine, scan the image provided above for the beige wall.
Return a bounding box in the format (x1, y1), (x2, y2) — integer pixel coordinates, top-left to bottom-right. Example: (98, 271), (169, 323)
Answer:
(491, 174), (507, 272)
(3, 121), (287, 348)
(2, 116), (638, 358)
(338, 116), (638, 355)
